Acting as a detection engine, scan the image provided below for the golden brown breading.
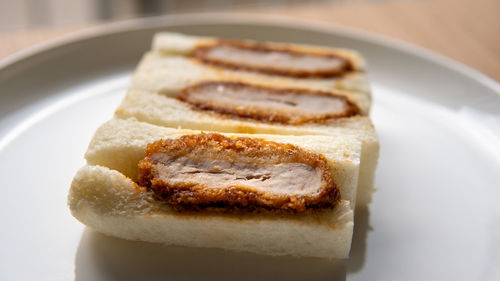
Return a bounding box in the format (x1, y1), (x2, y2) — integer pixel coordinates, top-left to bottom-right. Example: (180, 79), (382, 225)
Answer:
(193, 40), (353, 78)
(138, 133), (340, 213)
(178, 81), (360, 125)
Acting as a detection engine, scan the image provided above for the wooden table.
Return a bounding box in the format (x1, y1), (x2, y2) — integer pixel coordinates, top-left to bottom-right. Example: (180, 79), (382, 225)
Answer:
(1, 0), (499, 81)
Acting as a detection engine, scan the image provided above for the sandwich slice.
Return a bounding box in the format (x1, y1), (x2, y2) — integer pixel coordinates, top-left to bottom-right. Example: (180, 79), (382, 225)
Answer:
(150, 32), (371, 94)
(69, 118), (362, 258)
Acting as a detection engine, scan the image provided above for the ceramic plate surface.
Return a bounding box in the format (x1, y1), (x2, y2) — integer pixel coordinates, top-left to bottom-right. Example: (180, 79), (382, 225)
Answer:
(0, 14), (499, 281)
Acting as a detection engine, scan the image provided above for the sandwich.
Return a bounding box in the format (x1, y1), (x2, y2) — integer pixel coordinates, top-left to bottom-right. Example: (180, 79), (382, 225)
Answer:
(68, 32), (379, 259)
(69, 118), (361, 258)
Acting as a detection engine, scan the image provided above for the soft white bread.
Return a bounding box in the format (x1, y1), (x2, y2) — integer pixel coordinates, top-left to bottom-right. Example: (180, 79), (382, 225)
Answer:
(115, 89), (378, 206)
(131, 52), (371, 114)
(85, 118), (362, 203)
(68, 165), (354, 258)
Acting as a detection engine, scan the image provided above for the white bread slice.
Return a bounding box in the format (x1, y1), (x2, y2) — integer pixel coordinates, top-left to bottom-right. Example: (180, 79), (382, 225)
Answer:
(68, 165), (354, 258)
(131, 52), (371, 114)
(85, 118), (362, 204)
(115, 89), (378, 206)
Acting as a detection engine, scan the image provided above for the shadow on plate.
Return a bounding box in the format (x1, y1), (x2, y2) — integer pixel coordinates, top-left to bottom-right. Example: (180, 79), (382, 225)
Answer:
(347, 207), (371, 273)
(74, 208), (371, 281)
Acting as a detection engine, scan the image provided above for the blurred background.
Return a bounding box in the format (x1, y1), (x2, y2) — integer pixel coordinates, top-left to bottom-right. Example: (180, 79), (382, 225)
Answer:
(0, 0), (499, 80)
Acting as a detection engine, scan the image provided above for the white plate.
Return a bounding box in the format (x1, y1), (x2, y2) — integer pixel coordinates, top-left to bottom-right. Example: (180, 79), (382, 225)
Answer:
(1, 14), (499, 281)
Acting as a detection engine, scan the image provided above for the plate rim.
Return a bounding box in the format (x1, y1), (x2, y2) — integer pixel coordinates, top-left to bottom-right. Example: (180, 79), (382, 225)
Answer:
(1, 12), (499, 96)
